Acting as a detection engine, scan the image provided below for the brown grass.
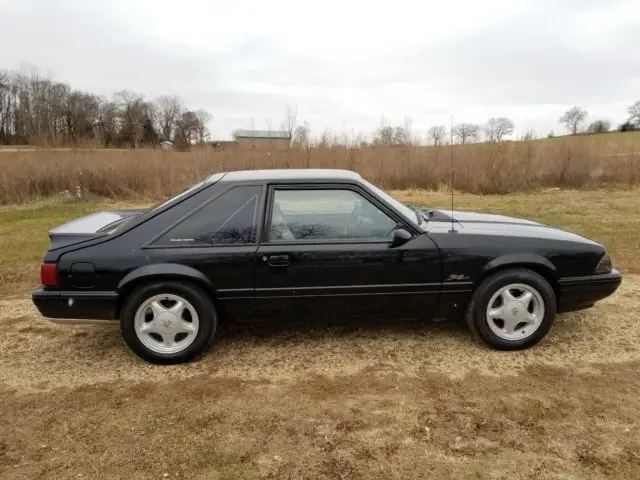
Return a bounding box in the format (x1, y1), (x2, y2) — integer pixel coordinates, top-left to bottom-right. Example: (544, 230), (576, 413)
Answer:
(1, 276), (640, 479)
(1, 132), (639, 204)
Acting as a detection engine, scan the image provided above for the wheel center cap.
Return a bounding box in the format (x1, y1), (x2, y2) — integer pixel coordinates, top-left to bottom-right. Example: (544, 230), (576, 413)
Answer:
(156, 312), (178, 332)
(505, 301), (528, 322)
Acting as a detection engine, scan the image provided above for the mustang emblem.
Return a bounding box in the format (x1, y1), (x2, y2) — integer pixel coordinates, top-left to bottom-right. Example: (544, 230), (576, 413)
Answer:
(511, 307), (519, 316)
(162, 318), (173, 328)
(447, 274), (470, 281)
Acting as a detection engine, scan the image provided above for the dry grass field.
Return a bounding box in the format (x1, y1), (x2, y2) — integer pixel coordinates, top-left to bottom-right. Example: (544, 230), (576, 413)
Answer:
(0, 131), (639, 204)
(1, 188), (639, 479)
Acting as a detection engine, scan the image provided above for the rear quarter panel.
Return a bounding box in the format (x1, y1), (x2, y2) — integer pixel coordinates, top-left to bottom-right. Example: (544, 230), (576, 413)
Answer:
(52, 181), (256, 296)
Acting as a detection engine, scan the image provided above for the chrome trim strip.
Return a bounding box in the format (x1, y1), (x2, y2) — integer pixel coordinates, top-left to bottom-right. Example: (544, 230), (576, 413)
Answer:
(253, 282), (441, 292)
(253, 291), (440, 299)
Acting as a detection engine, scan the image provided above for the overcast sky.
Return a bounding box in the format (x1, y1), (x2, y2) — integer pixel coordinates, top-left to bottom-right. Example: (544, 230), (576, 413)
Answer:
(1, 0), (639, 140)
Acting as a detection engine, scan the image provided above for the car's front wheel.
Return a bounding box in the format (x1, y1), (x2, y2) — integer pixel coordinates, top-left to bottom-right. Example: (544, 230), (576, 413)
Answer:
(467, 268), (557, 350)
(120, 281), (217, 364)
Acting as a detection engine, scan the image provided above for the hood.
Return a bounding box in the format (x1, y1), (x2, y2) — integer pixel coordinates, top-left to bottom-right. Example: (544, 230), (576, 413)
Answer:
(424, 208), (599, 245)
(429, 209), (542, 226)
(48, 209), (144, 250)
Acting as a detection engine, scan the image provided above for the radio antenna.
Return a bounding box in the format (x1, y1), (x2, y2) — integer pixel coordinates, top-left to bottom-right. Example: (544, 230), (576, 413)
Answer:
(449, 115), (457, 233)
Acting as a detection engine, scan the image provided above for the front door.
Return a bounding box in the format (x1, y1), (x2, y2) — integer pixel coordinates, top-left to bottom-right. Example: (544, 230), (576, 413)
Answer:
(253, 184), (441, 323)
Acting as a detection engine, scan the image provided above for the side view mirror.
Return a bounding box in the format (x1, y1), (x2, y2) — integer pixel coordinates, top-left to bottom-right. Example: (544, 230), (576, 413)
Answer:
(389, 228), (412, 248)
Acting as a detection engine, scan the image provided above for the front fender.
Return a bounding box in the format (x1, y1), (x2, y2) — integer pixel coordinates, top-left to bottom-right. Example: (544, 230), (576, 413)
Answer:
(482, 254), (556, 276)
(117, 263), (215, 294)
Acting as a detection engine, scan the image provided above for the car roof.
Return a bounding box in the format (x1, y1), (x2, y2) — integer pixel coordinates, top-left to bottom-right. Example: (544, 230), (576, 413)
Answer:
(218, 169), (362, 183)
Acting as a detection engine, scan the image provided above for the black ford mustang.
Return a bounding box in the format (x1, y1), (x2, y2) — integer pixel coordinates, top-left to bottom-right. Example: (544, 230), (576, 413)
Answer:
(33, 169), (621, 363)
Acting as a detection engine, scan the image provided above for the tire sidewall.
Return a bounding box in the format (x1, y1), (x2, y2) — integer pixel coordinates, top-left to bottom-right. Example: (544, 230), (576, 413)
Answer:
(472, 269), (557, 350)
(121, 281), (217, 364)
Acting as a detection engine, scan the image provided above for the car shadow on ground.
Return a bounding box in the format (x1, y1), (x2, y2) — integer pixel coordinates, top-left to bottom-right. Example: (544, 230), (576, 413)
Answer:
(217, 316), (469, 343)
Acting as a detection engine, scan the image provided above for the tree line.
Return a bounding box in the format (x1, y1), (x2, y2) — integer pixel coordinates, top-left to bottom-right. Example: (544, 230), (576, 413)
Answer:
(2, 68), (639, 148)
(366, 101), (640, 147)
(558, 103), (640, 135)
(372, 117), (517, 146)
(0, 69), (211, 147)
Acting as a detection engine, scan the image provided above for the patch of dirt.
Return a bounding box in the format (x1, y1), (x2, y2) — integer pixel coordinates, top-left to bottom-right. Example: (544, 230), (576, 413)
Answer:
(1, 276), (638, 392)
(1, 277), (639, 479)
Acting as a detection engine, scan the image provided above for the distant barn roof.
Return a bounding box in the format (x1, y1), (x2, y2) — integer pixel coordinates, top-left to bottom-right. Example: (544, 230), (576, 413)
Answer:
(234, 129), (291, 139)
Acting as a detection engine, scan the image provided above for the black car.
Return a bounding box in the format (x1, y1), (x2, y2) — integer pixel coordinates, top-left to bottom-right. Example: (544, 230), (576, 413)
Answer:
(33, 169), (621, 363)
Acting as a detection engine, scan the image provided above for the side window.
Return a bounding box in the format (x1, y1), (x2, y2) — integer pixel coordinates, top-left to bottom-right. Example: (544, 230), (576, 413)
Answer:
(269, 188), (397, 242)
(155, 186), (261, 246)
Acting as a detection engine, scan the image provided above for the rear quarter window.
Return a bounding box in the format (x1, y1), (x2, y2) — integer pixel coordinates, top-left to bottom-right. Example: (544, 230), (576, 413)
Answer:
(152, 185), (261, 246)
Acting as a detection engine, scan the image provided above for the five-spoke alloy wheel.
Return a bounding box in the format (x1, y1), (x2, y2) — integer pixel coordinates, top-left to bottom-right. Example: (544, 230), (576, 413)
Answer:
(134, 294), (200, 355)
(121, 281), (217, 364)
(467, 268), (556, 350)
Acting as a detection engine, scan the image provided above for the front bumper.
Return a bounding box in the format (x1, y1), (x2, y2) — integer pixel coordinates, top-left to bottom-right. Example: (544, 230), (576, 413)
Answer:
(558, 269), (622, 313)
(32, 288), (119, 323)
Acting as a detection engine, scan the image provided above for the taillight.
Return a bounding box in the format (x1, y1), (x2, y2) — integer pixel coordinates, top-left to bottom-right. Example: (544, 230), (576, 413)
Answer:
(40, 263), (59, 287)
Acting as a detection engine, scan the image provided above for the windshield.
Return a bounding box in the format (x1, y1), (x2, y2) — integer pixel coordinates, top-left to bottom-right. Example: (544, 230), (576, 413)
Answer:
(360, 179), (427, 230)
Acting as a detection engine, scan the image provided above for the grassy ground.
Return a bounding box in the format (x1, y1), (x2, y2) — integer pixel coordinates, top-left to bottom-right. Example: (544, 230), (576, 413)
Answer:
(1, 189), (640, 479)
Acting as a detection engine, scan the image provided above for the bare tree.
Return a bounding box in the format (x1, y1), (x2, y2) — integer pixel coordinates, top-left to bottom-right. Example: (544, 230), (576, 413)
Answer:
(194, 109), (212, 144)
(114, 90), (147, 147)
(96, 101), (118, 146)
(559, 106), (588, 135)
(393, 126), (409, 145)
(427, 126), (447, 145)
(63, 90), (101, 145)
(374, 125), (394, 145)
(402, 116), (414, 145)
(484, 117), (514, 142)
(174, 110), (200, 147)
(452, 123), (479, 144)
(154, 95), (182, 141)
(0, 72), (12, 143)
(628, 100), (640, 126)
(587, 120), (611, 134)
(284, 106), (297, 138)
(318, 128), (333, 148)
(292, 120), (311, 148)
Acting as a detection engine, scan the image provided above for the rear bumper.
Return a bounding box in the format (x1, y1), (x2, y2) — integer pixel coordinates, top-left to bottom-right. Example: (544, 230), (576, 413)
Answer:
(558, 269), (622, 313)
(32, 288), (119, 323)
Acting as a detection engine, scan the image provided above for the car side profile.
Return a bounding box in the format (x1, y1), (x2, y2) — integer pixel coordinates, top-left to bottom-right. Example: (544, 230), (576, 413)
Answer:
(33, 169), (621, 363)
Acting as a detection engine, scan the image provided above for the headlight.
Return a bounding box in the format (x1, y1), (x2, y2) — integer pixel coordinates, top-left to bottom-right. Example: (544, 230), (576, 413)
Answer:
(595, 252), (612, 274)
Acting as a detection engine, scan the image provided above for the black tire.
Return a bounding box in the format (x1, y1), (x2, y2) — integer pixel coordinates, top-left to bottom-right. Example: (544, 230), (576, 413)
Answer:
(120, 280), (217, 364)
(466, 268), (557, 350)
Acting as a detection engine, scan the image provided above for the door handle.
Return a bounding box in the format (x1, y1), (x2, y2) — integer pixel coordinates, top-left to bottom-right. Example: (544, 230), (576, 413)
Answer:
(266, 254), (290, 267)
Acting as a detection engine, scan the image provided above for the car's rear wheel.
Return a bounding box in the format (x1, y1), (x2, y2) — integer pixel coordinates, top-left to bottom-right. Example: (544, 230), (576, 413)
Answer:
(121, 281), (217, 364)
(467, 268), (556, 350)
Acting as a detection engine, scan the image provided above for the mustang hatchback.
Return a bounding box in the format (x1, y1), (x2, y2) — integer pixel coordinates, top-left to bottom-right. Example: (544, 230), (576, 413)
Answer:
(33, 169), (621, 363)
